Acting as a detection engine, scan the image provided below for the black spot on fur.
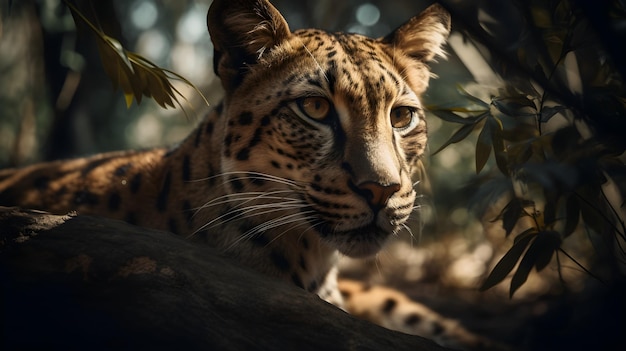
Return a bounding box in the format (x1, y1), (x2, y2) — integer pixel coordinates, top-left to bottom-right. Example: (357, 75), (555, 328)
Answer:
(230, 177), (244, 191)
(33, 176), (50, 190)
(194, 127), (203, 148)
(183, 200), (193, 227)
(182, 155), (191, 181)
(324, 67), (337, 95)
(81, 156), (116, 175)
(130, 173), (142, 193)
(307, 78), (322, 88)
(291, 273), (305, 289)
(381, 298), (397, 315)
(207, 164), (216, 186)
(215, 102), (224, 114)
(157, 171), (171, 212)
(307, 280), (318, 292)
(405, 313), (421, 326)
(205, 121), (214, 135)
(108, 192), (121, 211)
(114, 163), (132, 177)
(250, 233), (270, 247)
(238, 111), (253, 125)
(168, 217), (178, 234)
(248, 128), (263, 148)
(224, 133), (233, 147)
(250, 177), (265, 186)
(260, 115), (270, 126)
(432, 322), (445, 335)
(74, 190), (99, 206)
(270, 161), (280, 169)
(339, 289), (351, 299)
(270, 250), (290, 272)
(236, 148), (250, 161)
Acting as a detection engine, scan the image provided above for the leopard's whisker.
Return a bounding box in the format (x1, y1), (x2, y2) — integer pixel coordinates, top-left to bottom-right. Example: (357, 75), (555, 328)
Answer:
(225, 210), (318, 250)
(191, 171), (306, 188)
(241, 210), (316, 238)
(261, 219), (325, 256)
(194, 189), (300, 213)
(192, 201), (309, 237)
(219, 171), (306, 188)
(251, 214), (320, 248)
(298, 37), (329, 83)
(401, 223), (418, 246)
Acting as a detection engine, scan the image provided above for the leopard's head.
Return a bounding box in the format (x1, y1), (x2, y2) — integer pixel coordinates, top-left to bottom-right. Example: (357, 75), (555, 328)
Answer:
(207, 0), (450, 257)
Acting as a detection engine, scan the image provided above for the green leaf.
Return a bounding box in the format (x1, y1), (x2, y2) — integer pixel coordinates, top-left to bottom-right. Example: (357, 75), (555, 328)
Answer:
(514, 227), (540, 243)
(502, 199), (524, 236)
(63, 1), (209, 110)
(509, 239), (537, 297)
(492, 198), (535, 236)
(510, 230), (561, 297)
(475, 119), (492, 174)
(480, 231), (537, 292)
(489, 116), (509, 176)
(430, 109), (483, 125)
(533, 231), (561, 272)
(492, 96), (537, 117)
(432, 122), (480, 155)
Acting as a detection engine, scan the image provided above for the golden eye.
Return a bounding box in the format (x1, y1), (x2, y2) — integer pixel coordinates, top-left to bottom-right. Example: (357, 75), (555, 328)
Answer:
(390, 106), (416, 129)
(297, 97), (331, 121)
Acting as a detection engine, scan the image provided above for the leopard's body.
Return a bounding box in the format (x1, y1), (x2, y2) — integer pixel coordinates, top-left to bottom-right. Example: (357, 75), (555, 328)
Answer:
(0, 1), (494, 349)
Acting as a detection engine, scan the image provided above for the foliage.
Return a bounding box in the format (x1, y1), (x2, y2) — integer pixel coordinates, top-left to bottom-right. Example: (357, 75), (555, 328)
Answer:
(63, 0), (207, 110)
(434, 0), (626, 296)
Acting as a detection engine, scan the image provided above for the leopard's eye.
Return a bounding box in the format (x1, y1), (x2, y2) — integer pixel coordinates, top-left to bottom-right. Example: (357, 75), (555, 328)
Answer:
(297, 97), (331, 121)
(390, 106), (416, 129)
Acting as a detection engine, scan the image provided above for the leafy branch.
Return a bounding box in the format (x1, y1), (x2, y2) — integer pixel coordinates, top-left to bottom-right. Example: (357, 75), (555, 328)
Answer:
(63, 0), (208, 110)
(433, 0), (626, 297)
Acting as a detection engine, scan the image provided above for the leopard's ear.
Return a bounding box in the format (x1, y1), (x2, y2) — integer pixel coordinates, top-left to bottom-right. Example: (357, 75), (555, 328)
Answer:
(207, 0), (291, 90)
(382, 4), (451, 62)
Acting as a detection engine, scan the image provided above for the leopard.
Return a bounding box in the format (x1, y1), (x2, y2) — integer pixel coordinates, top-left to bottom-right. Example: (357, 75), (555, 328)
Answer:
(0, 0), (495, 349)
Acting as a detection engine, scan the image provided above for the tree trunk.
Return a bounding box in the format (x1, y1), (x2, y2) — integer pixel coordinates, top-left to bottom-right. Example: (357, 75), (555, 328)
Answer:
(0, 206), (448, 351)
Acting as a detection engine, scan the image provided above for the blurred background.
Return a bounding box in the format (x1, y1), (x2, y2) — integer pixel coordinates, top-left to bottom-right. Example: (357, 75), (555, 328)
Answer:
(1, 0), (625, 349)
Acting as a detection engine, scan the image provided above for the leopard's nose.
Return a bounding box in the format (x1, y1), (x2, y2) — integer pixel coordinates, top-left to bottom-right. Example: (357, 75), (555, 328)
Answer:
(357, 181), (401, 210)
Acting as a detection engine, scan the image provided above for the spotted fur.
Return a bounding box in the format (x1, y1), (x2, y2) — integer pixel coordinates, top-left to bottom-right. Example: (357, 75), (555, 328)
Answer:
(0, 0), (491, 348)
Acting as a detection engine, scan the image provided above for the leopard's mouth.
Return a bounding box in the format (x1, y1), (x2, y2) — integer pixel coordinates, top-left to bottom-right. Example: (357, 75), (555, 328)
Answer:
(314, 221), (392, 258)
